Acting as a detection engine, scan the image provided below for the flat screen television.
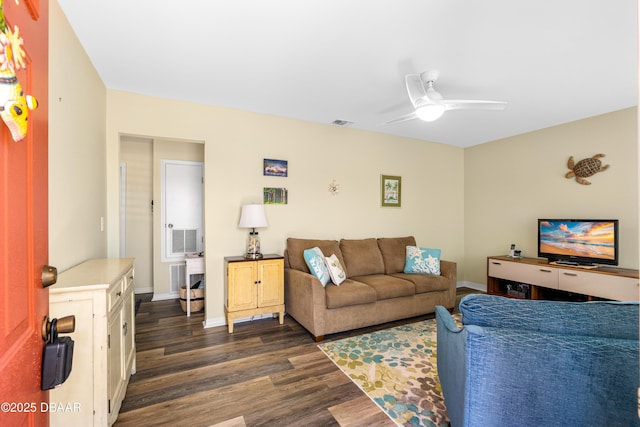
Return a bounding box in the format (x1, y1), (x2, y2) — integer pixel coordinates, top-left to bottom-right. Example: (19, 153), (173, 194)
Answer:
(537, 219), (618, 266)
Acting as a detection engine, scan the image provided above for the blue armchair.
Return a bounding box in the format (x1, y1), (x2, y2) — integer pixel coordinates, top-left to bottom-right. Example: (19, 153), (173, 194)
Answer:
(436, 294), (639, 427)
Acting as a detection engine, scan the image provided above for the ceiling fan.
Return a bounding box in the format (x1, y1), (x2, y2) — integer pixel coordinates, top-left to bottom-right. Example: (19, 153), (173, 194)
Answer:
(384, 70), (507, 125)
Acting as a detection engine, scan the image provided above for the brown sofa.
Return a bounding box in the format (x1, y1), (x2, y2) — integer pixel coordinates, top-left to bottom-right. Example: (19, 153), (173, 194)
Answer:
(284, 236), (457, 341)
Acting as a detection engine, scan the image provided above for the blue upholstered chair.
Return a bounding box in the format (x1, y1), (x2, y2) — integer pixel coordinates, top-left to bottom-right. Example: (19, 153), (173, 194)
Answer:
(436, 294), (639, 427)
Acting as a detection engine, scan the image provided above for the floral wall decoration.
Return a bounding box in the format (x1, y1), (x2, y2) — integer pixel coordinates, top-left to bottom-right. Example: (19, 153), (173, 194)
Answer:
(0, 0), (38, 142)
(328, 179), (340, 195)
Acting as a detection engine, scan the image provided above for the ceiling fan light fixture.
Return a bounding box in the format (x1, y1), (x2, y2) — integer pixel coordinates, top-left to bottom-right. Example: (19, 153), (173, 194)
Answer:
(415, 104), (445, 121)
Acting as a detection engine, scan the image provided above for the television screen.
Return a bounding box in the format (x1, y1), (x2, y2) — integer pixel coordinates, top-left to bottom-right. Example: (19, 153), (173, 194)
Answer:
(538, 219), (618, 266)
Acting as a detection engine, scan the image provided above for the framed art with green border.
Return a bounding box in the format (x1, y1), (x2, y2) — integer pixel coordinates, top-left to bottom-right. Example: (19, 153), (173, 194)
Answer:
(381, 175), (401, 207)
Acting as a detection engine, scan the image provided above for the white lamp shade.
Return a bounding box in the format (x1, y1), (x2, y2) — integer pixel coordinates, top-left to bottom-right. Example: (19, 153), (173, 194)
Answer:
(238, 204), (268, 228)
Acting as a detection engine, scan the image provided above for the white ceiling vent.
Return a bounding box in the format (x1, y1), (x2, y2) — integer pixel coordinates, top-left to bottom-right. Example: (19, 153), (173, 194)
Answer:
(331, 119), (353, 127)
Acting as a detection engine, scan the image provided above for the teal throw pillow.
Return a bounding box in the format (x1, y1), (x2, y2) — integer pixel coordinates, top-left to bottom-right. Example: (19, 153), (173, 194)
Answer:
(303, 247), (330, 286)
(404, 246), (441, 275)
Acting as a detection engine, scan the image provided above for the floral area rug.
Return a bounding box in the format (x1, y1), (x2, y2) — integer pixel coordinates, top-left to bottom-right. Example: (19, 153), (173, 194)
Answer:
(318, 314), (461, 427)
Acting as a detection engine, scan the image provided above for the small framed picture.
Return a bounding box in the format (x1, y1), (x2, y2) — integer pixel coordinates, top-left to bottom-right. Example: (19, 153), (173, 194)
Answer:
(263, 159), (288, 177)
(264, 187), (288, 204)
(381, 175), (401, 207)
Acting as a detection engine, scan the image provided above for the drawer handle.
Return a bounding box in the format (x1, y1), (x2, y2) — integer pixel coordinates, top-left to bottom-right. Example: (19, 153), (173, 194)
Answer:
(539, 269), (552, 273)
(116, 291), (122, 297)
(563, 272), (578, 277)
(491, 261), (502, 265)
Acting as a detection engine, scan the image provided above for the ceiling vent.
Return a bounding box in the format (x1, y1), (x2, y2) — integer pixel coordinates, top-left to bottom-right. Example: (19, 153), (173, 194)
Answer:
(331, 119), (353, 127)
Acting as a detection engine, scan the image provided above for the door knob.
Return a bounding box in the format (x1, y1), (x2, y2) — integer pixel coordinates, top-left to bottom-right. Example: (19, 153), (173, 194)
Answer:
(41, 265), (57, 288)
(42, 315), (76, 341)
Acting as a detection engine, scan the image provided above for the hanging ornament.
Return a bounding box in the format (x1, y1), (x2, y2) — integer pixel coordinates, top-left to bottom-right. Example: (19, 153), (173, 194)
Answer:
(0, 0), (38, 142)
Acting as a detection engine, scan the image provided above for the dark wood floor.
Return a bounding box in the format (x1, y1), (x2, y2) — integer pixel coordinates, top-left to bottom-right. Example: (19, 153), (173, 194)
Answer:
(114, 288), (480, 427)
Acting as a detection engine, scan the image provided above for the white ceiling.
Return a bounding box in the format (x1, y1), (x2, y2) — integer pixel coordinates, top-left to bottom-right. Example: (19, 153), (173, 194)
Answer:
(57, 0), (637, 148)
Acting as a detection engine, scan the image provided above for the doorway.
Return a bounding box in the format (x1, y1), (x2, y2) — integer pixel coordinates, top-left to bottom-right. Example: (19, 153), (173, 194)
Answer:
(120, 136), (204, 298)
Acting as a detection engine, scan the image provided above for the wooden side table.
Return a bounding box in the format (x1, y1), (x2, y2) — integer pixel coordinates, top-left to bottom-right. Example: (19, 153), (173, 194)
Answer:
(224, 254), (284, 333)
(184, 253), (205, 317)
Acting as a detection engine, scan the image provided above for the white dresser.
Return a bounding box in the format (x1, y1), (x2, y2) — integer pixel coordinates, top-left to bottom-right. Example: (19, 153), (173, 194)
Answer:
(49, 258), (136, 426)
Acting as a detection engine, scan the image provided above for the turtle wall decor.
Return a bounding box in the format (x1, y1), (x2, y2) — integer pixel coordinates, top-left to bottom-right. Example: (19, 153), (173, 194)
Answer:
(565, 154), (609, 185)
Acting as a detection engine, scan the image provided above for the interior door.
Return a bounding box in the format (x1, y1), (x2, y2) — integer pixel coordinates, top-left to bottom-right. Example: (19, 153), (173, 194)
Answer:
(162, 160), (203, 260)
(0, 1), (50, 426)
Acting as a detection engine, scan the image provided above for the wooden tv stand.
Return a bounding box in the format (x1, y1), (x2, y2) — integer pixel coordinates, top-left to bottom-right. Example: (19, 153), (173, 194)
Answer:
(487, 256), (639, 301)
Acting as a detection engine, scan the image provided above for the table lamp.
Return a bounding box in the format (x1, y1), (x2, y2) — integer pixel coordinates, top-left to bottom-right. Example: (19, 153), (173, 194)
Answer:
(238, 204), (268, 259)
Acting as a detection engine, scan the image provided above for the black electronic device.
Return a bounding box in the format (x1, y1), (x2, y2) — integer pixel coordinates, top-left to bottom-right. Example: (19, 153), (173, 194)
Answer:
(538, 219), (618, 266)
(41, 318), (74, 390)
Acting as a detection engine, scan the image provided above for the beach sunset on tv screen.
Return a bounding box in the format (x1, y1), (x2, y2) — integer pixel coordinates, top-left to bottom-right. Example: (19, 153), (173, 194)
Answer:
(539, 220), (616, 260)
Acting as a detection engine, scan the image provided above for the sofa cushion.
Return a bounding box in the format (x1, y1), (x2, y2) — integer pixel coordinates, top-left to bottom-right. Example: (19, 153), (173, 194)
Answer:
(391, 272), (451, 293)
(377, 236), (416, 274)
(286, 238), (344, 274)
(351, 274), (415, 300)
(339, 238), (385, 277)
(404, 246), (441, 275)
(325, 279), (377, 309)
(325, 254), (346, 285)
(303, 247), (330, 286)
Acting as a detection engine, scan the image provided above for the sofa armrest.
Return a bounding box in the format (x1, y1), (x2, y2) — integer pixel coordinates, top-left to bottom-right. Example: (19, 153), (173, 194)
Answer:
(435, 306), (467, 427)
(284, 268), (327, 338)
(439, 260), (457, 282)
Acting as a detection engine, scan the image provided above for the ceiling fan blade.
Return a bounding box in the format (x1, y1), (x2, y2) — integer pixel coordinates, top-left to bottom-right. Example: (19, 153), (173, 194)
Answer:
(442, 100), (507, 111)
(381, 111), (418, 125)
(405, 74), (426, 108)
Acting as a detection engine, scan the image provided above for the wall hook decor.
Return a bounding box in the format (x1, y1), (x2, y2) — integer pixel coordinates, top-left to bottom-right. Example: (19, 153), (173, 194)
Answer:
(328, 179), (340, 195)
(565, 154), (609, 185)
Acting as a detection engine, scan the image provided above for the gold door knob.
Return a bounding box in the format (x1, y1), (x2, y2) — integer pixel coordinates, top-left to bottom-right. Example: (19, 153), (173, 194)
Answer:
(57, 315), (76, 334)
(41, 315), (76, 341)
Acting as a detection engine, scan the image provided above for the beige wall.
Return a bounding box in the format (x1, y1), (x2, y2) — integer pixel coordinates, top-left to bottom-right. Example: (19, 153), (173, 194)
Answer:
(49, 0), (108, 271)
(105, 91), (465, 325)
(464, 108), (638, 285)
(120, 136), (153, 292)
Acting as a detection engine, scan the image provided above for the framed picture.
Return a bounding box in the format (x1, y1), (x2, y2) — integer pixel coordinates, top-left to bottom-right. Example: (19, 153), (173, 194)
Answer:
(264, 187), (288, 204)
(263, 159), (288, 177)
(381, 175), (401, 207)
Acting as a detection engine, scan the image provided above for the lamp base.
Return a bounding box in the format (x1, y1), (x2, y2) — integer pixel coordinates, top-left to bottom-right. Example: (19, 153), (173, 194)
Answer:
(244, 252), (264, 260)
(245, 230), (262, 260)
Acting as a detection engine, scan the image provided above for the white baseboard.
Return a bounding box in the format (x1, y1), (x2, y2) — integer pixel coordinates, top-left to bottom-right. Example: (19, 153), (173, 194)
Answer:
(457, 281), (487, 292)
(203, 317), (226, 329)
(152, 292), (179, 301)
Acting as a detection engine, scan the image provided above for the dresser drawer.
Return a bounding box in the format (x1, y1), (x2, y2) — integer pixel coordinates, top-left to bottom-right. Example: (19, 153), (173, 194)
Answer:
(559, 269), (639, 301)
(488, 259), (558, 289)
(108, 277), (125, 312)
(124, 268), (134, 292)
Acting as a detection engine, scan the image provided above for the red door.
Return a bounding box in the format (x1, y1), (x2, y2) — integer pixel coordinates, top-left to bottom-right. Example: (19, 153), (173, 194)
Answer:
(0, 0), (50, 425)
